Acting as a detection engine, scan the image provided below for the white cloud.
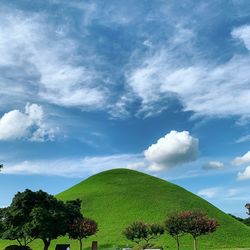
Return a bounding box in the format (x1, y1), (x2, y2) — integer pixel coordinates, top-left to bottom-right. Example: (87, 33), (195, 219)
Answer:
(197, 187), (221, 199)
(238, 166), (250, 180)
(144, 130), (199, 171)
(2, 154), (144, 177)
(0, 103), (56, 141)
(203, 161), (224, 170)
(232, 151), (250, 166)
(231, 25), (250, 50)
(236, 135), (250, 143)
(125, 24), (250, 118)
(197, 187), (247, 199)
(0, 10), (107, 110)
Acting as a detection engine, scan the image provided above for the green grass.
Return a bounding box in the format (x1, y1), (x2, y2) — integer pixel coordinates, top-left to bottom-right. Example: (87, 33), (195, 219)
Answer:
(1, 168), (250, 249)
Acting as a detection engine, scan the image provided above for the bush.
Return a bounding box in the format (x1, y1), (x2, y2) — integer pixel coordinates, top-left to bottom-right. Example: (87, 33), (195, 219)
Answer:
(4, 245), (32, 250)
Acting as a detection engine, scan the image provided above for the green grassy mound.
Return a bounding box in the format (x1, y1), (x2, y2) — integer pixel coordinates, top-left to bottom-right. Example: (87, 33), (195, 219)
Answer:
(1, 168), (250, 249)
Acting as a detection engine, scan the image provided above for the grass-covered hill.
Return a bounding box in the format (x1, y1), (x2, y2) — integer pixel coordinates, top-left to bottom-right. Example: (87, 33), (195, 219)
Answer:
(57, 168), (250, 249)
(1, 168), (250, 250)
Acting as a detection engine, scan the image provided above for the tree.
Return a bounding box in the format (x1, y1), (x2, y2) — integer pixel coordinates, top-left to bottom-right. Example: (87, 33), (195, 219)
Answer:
(68, 217), (98, 250)
(123, 221), (164, 248)
(29, 194), (82, 250)
(165, 213), (186, 250)
(0, 189), (82, 250)
(0, 164), (3, 171)
(179, 211), (219, 250)
(0, 197), (35, 246)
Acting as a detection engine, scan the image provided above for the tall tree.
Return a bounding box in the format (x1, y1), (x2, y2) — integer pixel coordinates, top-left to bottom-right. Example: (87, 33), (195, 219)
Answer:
(68, 217), (98, 250)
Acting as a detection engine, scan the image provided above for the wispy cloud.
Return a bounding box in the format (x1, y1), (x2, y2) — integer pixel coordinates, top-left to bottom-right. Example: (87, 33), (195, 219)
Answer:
(2, 154), (145, 177)
(0, 9), (107, 111)
(124, 22), (250, 119)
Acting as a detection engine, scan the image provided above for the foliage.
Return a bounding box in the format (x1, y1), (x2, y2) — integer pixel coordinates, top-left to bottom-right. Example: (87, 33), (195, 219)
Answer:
(69, 217), (98, 250)
(179, 211), (219, 237)
(0, 189), (82, 250)
(123, 221), (164, 248)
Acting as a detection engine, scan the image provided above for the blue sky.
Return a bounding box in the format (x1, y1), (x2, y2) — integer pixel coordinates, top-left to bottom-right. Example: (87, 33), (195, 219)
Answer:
(1, 0), (250, 217)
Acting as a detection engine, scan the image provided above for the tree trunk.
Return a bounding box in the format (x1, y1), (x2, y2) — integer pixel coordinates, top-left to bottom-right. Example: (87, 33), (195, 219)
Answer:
(43, 239), (51, 250)
(193, 238), (197, 250)
(176, 236), (180, 250)
(79, 239), (83, 250)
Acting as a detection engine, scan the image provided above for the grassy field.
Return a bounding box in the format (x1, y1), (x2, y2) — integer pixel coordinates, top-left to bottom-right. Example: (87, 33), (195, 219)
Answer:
(1, 168), (250, 249)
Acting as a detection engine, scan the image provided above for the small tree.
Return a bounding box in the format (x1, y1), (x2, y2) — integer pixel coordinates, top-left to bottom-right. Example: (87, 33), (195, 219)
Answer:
(68, 217), (98, 250)
(123, 221), (164, 248)
(165, 213), (185, 250)
(179, 211), (219, 250)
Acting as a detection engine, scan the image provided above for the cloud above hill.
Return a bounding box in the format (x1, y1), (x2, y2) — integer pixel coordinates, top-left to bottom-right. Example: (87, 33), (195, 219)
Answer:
(144, 130), (199, 171)
(203, 161), (224, 170)
(232, 151), (250, 166)
(0, 103), (56, 141)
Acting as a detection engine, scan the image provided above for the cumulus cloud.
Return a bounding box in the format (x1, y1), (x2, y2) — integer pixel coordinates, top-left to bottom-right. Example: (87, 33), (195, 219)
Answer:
(0, 103), (56, 141)
(144, 130), (199, 171)
(203, 161), (224, 170)
(2, 154), (144, 177)
(237, 166), (250, 180)
(232, 151), (250, 166)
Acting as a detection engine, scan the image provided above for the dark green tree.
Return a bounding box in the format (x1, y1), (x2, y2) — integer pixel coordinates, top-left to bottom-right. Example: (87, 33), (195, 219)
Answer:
(68, 217), (98, 250)
(0, 189), (82, 250)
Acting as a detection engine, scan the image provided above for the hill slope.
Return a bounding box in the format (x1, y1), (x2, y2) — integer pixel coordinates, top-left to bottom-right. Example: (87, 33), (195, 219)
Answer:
(57, 169), (250, 249)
